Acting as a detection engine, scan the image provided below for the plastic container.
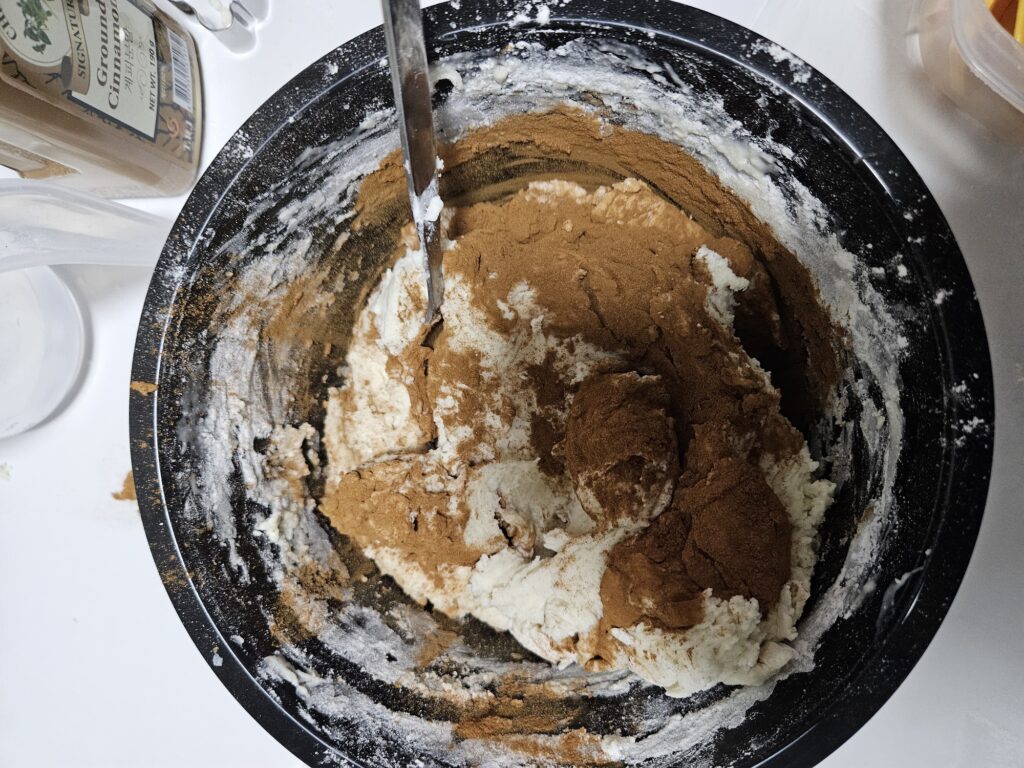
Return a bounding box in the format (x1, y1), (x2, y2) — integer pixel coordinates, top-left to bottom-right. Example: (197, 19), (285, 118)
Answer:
(0, 182), (170, 439)
(0, 182), (172, 273)
(912, 0), (1024, 138)
(0, 267), (85, 439)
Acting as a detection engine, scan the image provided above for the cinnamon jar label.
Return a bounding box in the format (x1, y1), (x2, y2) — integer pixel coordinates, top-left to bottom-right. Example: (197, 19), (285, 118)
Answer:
(0, 0), (200, 163)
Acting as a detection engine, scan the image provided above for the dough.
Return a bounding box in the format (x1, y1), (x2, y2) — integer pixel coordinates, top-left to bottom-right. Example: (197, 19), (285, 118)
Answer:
(320, 110), (837, 697)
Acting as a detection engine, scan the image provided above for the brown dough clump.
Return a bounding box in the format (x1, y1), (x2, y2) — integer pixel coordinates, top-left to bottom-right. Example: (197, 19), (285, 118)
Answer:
(599, 458), (792, 635)
(327, 458), (481, 587)
(563, 372), (678, 527)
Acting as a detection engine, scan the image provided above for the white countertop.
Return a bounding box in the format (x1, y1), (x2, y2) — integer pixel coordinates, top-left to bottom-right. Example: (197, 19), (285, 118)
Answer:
(1, 1), (1022, 766)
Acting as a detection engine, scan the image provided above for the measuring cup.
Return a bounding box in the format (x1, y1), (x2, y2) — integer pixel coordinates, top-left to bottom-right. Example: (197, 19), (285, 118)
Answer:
(0, 182), (171, 439)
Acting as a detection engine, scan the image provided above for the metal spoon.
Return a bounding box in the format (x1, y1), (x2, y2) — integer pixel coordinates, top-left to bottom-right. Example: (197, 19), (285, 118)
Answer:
(381, 0), (444, 321)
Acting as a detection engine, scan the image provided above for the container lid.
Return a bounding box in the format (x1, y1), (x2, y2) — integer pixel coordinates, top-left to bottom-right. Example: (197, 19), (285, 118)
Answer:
(953, 0), (1024, 113)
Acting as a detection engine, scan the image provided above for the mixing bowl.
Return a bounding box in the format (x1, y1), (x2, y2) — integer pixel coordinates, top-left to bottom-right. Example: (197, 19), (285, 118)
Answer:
(129, 2), (994, 765)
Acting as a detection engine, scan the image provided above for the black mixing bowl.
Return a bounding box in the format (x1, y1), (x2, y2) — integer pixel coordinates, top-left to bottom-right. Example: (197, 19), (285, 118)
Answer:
(129, 1), (994, 766)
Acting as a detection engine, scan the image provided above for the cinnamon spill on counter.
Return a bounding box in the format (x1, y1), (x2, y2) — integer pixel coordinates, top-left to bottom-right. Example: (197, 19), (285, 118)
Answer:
(112, 471), (137, 502)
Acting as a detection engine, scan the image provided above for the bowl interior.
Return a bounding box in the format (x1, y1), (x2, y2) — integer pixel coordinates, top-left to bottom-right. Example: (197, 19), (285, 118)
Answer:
(130, 2), (993, 766)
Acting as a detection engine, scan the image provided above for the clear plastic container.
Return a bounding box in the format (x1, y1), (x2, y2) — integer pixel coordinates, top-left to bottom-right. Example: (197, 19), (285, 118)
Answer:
(0, 182), (170, 439)
(911, 0), (1024, 139)
(0, 182), (172, 273)
(0, 267), (85, 439)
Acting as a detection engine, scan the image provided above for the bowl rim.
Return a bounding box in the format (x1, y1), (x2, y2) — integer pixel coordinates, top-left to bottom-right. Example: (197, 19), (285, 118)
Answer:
(129, 2), (995, 766)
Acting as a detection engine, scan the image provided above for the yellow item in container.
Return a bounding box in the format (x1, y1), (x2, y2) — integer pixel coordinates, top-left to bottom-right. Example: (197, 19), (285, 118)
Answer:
(987, 0), (1024, 41)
